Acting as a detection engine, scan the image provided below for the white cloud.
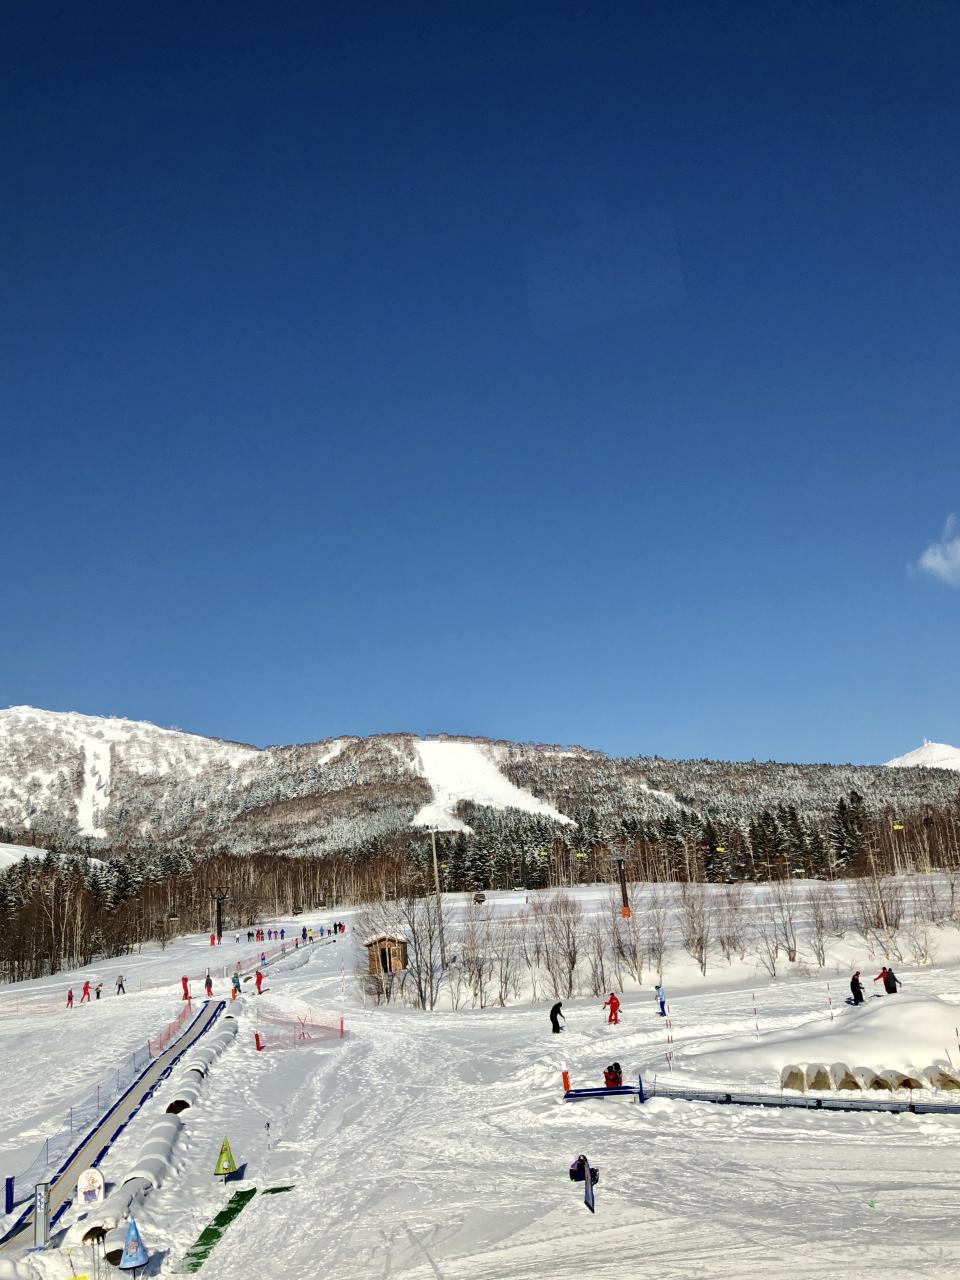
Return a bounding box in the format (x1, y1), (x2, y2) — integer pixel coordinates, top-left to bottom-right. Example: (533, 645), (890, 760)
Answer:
(917, 514), (960, 585)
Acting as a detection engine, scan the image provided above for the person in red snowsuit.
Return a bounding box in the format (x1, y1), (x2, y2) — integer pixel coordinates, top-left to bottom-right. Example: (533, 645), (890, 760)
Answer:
(66, 988), (74, 1009)
(603, 1062), (623, 1087)
(181, 975), (190, 1001)
(80, 980), (91, 1003)
(603, 992), (620, 1025)
(255, 968), (263, 995)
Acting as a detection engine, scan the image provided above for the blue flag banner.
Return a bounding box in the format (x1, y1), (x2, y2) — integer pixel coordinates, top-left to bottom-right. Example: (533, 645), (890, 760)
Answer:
(584, 1164), (595, 1214)
(118, 1216), (149, 1269)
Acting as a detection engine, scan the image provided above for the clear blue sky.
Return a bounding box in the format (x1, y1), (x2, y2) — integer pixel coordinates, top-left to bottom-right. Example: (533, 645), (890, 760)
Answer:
(3, 2), (959, 763)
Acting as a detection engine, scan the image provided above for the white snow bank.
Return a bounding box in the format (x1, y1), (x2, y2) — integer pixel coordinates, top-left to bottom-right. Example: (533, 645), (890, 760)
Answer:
(886, 740), (960, 771)
(411, 739), (574, 833)
(686, 994), (960, 1081)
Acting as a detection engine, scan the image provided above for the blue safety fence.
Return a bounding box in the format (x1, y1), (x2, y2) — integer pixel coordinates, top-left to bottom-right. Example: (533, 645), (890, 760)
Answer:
(563, 1073), (960, 1116)
(3, 1042), (152, 1214)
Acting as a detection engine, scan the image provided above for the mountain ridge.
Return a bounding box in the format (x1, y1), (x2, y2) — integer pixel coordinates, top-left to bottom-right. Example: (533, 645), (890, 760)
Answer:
(1, 706), (957, 857)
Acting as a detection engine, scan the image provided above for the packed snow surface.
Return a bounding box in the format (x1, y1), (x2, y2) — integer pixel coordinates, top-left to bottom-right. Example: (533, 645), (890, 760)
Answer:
(886, 740), (960, 771)
(3, 884), (960, 1278)
(411, 739), (574, 832)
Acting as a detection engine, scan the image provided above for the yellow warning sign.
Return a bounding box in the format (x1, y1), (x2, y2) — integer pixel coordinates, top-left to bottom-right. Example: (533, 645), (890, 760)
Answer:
(215, 1137), (237, 1177)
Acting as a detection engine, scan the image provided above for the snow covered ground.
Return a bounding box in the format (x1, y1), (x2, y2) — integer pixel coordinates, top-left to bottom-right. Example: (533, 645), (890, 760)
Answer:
(2, 887), (960, 1278)
(886, 740), (960, 771)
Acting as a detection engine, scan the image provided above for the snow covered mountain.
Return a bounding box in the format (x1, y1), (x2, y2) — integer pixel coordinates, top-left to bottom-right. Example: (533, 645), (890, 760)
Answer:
(1, 706), (957, 856)
(885, 741), (960, 772)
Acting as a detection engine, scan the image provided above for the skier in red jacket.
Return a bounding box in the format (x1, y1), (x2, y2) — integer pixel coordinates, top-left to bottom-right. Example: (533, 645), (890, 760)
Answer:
(80, 980), (91, 1004)
(603, 992), (620, 1025)
(255, 968), (263, 995)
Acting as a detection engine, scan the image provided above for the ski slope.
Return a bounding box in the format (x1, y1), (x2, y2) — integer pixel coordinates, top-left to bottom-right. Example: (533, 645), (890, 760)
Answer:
(2, 889), (960, 1279)
(412, 739), (574, 832)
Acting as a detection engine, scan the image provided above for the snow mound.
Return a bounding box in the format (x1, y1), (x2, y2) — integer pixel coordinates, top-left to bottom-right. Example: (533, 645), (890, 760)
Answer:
(411, 739), (574, 833)
(684, 994), (960, 1083)
(886, 740), (960, 771)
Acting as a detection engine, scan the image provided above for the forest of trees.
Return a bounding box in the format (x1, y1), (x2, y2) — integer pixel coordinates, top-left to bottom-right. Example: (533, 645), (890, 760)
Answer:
(2, 782), (959, 983)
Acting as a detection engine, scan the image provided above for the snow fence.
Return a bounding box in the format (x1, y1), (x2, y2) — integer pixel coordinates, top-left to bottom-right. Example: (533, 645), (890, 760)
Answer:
(66, 1013), (238, 1249)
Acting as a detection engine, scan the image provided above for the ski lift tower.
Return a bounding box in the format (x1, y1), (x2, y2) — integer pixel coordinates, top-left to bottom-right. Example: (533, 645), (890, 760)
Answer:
(210, 887), (227, 940)
(611, 851), (631, 918)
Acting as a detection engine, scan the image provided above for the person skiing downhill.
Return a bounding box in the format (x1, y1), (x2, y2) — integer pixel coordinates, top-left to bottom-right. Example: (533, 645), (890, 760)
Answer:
(550, 1001), (565, 1033)
(850, 971), (864, 1005)
(654, 983), (667, 1016)
(603, 992), (620, 1025)
(80, 980), (91, 1004)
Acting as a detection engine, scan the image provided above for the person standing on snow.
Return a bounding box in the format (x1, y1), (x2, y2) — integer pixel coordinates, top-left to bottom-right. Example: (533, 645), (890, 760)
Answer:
(231, 972), (241, 1000)
(873, 967), (889, 993)
(603, 992), (621, 1025)
(80, 980), (91, 1004)
(550, 1001), (565, 1033)
(116, 975), (125, 995)
(94, 983), (102, 1000)
(66, 988), (74, 1009)
(204, 974), (213, 997)
(850, 971), (865, 1004)
(255, 968), (263, 995)
(654, 983), (667, 1016)
(884, 967), (902, 994)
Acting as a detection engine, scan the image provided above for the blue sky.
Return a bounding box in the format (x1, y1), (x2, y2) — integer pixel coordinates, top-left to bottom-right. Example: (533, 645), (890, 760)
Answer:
(2, 2), (958, 763)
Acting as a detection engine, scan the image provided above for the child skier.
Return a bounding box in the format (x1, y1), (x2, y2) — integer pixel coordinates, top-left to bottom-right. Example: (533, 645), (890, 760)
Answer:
(654, 983), (666, 1016)
(66, 988), (74, 1009)
(550, 1001), (565, 1033)
(80, 980), (91, 1004)
(255, 968), (263, 995)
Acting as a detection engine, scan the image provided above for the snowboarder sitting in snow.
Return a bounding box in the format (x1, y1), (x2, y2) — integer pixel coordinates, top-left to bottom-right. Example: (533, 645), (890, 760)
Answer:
(550, 1001), (565, 1033)
(569, 1155), (599, 1185)
(850, 971), (864, 1005)
(603, 1062), (623, 1088)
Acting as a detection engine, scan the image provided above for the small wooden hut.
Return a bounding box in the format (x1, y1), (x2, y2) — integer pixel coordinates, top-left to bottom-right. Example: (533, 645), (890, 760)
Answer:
(364, 934), (408, 975)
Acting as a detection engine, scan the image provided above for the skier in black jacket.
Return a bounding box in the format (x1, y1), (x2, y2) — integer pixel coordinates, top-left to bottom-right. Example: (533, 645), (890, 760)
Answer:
(884, 967), (902, 994)
(550, 1001), (565, 1033)
(850, 971), (864, 1005)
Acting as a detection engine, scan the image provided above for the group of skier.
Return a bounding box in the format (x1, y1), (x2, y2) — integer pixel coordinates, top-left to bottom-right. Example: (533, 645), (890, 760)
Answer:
(850, 965), (902, 1004)
(66, 975), (125, 1007)
(550, 983), (668, 1033)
